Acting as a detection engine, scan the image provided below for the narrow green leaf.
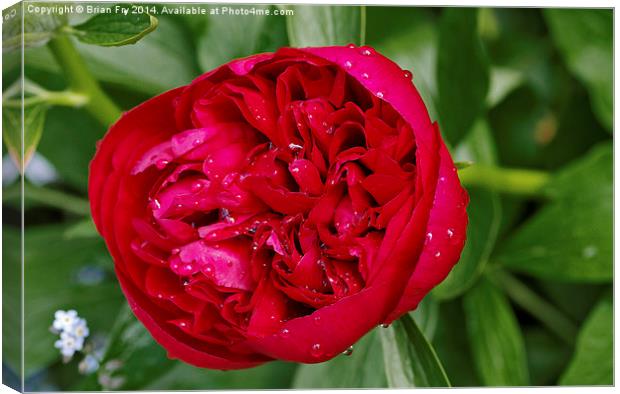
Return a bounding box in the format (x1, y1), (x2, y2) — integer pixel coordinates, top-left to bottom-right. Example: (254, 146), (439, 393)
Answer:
(497, 143), (612, 282)
(487, 67), (523, 107)
(437, 8), (490, 145)
(293, 330), (386, 388)
(2, 98), (48, 172)
(545, 9), (612, 131)
(70, 6), (158, 46)
(411, 295), (440, 341)
(433, 120), (501, 299)
(432, 300), (480, 386)
(197, 5), (287, 72)
(64, 218), (98, 239)
(380, 314), (451, 388)
(463, 276), (529, 386)
(559, 292), (613, 385)
(2, 3), (67, 52)
(284, 5), (364, 47)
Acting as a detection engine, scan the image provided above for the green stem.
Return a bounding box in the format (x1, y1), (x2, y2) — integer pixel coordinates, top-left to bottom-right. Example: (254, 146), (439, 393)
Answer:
(3, 90), (88, 108)
(47, 35), (121, 126)
(490, 269), (578, 344)
(3, 183), (90, 216)
(458, 164), (551, 197)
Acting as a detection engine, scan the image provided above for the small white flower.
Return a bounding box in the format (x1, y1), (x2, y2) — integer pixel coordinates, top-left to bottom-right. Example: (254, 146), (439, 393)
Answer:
(52, 310), (78, 332)
(54, 331), (80, 358)
(78, 354), (100, 375)
(72, 318), (90, 339)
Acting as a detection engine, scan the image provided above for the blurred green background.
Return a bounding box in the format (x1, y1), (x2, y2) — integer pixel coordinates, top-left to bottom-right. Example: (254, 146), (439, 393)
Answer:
(2, 4), (613, 390)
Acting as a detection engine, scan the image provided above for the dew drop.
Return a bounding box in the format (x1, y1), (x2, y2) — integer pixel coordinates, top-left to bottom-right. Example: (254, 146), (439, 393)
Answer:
(403, 69), (413, 79)
(280, 328), (290, 338)
(346, 43), (356, 49)
(447, 228), (454, 238)
(310, 343), (323, 357)
(381, 323), (390, 328)
(313, 315), (321, 325)
(376, 91), (384, 99)
(344, 60), (353, 69)
(171, 248), (180, 255)
(192, 139), (203, 147)
(288, 143), (303, 151)
(360, 47), (374, 56)
(190, 181), (204, 193)
(342, 346), (354, 356)
(434, 251), (441, 258)
(361, 72), (369, 79)
(425, 232), (433, 244)
(155, 159), (169, 169)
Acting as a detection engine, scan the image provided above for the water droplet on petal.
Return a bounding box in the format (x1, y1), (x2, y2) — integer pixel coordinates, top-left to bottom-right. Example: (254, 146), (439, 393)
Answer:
(381, 323), (390, 328)
(362, 72), (369, 79)
(434, 251), (441, 258)
(376, 91), (384, 99)
(155, 159), (169, 169)
(425, 232), (433, 244)
(310, 343), (323, 357)
(447, 228), (454, 238)
(190, 181), (204, 193)
(403, 70), (413, 79)
(360, 47), (374, 56)
(313, 315), (321, 325)
(346, 43), (356, 49)
(342, 346), (354, 356)
(344, 60), (353, 69)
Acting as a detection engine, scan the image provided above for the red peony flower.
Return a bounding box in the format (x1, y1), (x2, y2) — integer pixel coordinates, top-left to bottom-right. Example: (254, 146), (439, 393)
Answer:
(89, 45), (469, 369)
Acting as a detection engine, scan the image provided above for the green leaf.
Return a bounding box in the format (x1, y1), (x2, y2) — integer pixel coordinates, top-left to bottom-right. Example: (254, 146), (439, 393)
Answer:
(293, 330), (387, 388)
(559, 292), (613, 385)
(433, 120), (501, 299)
(23, 15), (197, 96)
(463, 276), (529, 386)
(367, 8), (439, 121)
(63, 218), (98, 239)
(437, 8), (490, 145)
(284, 5), (365, 47)
(432, 300), (480, 387)
(380, 314), (450, 388)
(146, 361), (297, 390)
(2, 99), (48, 172)
(36, 106), (104, 191)
(524, 327), (571, 386)
(497, 143), (612, 282)
(487, 67), (523, 107)
(545, 9), (612, 131)
(3, 227), (22, 375)
(75, 305), (174, 390)
(2, 3), (67, 52)
(197, 5), (287, 72)
(22, 224), (123, 376)
(70, 6), (158, 47)
(411, 295), (440, 341)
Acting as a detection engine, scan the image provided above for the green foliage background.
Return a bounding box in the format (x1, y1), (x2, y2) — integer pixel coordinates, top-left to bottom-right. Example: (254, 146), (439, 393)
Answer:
(2, 3), (613, 390)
